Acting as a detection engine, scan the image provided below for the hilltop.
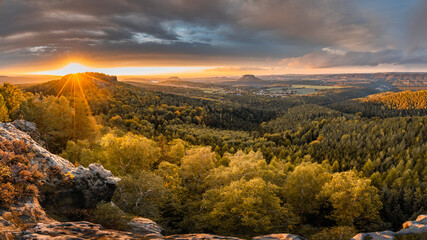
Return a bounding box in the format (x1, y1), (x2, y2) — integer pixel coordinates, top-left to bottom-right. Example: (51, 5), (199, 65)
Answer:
(364, 90), (427, 109)
(236, 74), (265, 84)
(26, 72), (117, 96)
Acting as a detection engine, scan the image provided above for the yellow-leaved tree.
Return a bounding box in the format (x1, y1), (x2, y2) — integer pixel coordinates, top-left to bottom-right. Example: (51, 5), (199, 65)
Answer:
(320, 171), (382, 228)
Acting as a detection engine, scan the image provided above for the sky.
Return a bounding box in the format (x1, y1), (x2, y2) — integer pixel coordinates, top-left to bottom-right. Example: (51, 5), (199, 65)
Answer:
(1, 0), (427, 76)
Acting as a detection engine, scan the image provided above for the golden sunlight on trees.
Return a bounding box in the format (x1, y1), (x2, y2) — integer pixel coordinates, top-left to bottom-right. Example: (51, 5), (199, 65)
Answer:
(365, 90), (427, 110)
(283, 162), (331, 220)
(202, 178), (294, 235)
(180, 147), (216, 192)
(18, 93), (98, 153)
(0, 83), (23, 122)
(0, 83), (23, 116)
(100, 133), (161, 175)
(320, 171), (382, 227)
(166, 139), (186, 164)
(113, 172), (170, 219)
(205, 150), (287, 189)
(5, 76), (424, 238)
(0, 95), (9, 122)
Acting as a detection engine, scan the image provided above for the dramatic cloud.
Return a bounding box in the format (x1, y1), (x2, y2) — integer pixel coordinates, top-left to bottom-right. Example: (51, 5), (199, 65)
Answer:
(407, 0), (427, 50)
(0, 0), (426, 73)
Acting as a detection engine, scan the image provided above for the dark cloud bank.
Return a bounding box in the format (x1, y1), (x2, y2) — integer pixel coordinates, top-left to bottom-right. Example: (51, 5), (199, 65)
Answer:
(1, 0), (427, 70)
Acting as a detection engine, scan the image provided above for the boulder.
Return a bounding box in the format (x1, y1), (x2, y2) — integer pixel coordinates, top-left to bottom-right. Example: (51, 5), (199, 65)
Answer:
(70, 164), (120, 208)
(397, 214), (427, 235)
(351, 214), (427, 239)
(253, 233), (307, 240)
(350, 230), (395, 240)
(128, 217), (163, 236)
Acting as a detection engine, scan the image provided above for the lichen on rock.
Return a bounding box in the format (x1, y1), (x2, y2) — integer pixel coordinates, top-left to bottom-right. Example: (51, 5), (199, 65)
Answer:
(0, 122), (120, 211)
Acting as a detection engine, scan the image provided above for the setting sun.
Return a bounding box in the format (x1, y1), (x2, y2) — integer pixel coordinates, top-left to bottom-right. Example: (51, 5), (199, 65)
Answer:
(38, 63), (92, 75)
(33, 63), (212, 76)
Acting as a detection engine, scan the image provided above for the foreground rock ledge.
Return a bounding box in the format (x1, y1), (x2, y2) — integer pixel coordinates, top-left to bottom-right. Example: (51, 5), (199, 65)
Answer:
(351, 214), (427, 240)
(0, 121), (120, 209)
(253, 233), (307, 240)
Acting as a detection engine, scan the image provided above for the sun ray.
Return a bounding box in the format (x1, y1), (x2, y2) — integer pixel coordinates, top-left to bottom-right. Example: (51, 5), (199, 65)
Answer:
(46, 74), (73, 109)
(55, 74), (72, 98)
(72, 74), (77, 140)
(75, 74), (94, 116)
(44, 75), (69, 94)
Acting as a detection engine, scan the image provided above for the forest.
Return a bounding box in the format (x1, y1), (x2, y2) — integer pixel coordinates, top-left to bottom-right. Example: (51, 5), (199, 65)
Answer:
(0, 73), (426, 240)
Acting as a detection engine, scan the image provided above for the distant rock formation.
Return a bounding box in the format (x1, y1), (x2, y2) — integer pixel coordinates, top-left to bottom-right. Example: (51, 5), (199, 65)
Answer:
(167, 76), (182, 81)
(236, 74), (265, 84)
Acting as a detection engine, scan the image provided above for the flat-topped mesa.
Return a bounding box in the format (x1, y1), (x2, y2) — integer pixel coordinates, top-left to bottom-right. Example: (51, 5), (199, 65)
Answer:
(237, 74), (265, 84)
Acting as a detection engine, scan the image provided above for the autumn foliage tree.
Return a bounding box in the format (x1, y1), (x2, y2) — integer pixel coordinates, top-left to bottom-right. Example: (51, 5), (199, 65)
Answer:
(320, 171), (382, 228)
(0, 83), (23, 122)
(0, 138), (44, 207)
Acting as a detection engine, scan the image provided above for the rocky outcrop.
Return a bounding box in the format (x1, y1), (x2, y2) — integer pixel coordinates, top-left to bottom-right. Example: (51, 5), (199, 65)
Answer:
(165, 234), (243, 240)
(69, 164), (120, 208)
(398, 214), (427, 235)
(0, 122), (74, 171)
(351, 214), (427, 240)
(0, 121), (166, 239)
(351, 230), (395, 240)
(20, 221), (145, 239)
(0, 121), (122, 238)
(253, 234), (307, 240)
(128, 217), (163, 236)
(0, 122), (120, 209)
(11, 120), (46, 147)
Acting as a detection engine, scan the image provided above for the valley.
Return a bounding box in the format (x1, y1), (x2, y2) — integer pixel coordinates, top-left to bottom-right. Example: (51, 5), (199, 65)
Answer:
(1, 72), (426, 239)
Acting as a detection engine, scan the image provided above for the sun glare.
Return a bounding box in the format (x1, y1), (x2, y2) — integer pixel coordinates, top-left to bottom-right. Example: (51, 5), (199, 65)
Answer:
(36, 63), (92, 75)
(45, 71), (105, 140)
(32, 63), (212, 76)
